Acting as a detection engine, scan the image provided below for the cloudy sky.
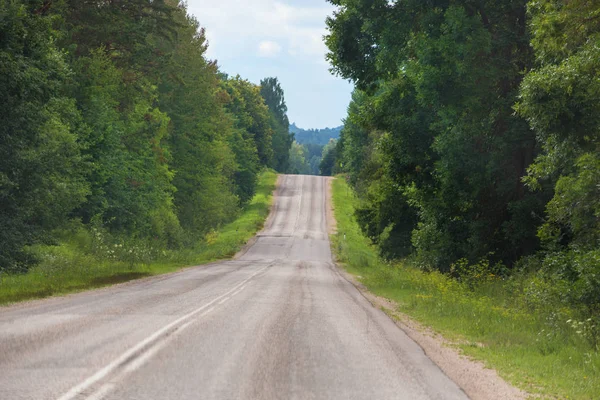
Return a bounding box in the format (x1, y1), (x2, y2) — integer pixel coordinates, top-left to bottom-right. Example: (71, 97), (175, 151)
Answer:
(186, 0), (353, 129)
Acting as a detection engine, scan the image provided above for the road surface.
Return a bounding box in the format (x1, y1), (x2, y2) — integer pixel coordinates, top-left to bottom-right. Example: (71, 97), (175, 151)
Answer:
(0, 175), (468, 400)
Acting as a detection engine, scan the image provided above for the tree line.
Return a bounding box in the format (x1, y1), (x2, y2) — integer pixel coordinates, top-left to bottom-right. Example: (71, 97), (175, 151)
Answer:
(326, 0), (599, 327)
(290, 123), (341, 146)
(0, 0), (293, 272)
(286, 124), (340, 176)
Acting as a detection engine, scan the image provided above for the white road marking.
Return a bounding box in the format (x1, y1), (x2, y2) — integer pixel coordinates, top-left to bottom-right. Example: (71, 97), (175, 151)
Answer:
(122, 320), (194, 374)
(57, 267), (267, 400)
(84, 384), (114, 400)
(229, 284), (248, 298)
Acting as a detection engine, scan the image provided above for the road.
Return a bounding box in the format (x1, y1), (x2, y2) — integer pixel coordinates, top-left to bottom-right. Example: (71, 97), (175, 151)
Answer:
(0, 175), (468, 400)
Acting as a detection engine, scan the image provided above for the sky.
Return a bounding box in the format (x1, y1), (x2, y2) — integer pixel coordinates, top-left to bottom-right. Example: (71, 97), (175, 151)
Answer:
(185, 0), (353, 129)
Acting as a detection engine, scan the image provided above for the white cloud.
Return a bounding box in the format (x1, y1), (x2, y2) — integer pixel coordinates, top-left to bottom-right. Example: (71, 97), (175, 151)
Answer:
(184, 0), (353, 128)
(258, 40), (282, 57)
(186, 0), (335, 62)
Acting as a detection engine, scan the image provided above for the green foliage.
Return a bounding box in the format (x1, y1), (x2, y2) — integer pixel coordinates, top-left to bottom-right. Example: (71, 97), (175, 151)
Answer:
(73, 49), (178, 240)
(332, 176), (600, 399)
(539, 154), (600, 249)
(0, 170), (277, 304)
(281, 127), (339, 176)
(222, 76), (273, 168)
(0, 1), (289, 272)
(290, 123), (341, 146)
(304, 143), (325, 175)
(0, 0), (88, 271)
(326, 0), (546, 271)
(319, 139), (337, 176)
(221, 76), (271, 203)
(153, 6), (239, 239)
(327, 0), (600, 348)
(515, 0), (600, 333)
(288, 141), (310, 175)
(283, 140), (328, 176)
(260, 77), (293, 172)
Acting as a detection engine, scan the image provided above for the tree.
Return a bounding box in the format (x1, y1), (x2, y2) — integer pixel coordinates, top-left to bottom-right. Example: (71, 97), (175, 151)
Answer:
(155, 5), (238, 236)
(0, 0), (294, 271)
(288, 142), (310, 175)
(224, 76), (273, 169)
(260, 77), (293, 171)
(221, 76), (272, 204)
(319, 139), (337, 176)
(0, 1), (88, 271)
(326, 0), (546, 270)
(516, 0), (600, 320)
(71, 49), (178, 240)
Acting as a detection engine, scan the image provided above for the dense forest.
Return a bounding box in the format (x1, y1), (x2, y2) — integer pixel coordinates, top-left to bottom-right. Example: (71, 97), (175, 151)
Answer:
(287, 124), (341, 175)
(326, 0), (599, 340)
(0, 0), (293, 273)
(290, 123), (341, 145)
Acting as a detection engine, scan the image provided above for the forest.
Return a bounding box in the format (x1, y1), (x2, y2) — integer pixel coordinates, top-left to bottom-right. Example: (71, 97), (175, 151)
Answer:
(326, 0), (599, 347)
(0, 0), (293, 274)
(290, 123), (341, 145)
(287, 136), (338, 176)
(287, 124), (341, 175)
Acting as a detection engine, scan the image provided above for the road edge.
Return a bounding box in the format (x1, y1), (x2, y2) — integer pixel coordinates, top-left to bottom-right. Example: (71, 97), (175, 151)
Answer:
(1, 173), (281, 310)
(324, 177), (527, 400)
(233, 174), (283, 259)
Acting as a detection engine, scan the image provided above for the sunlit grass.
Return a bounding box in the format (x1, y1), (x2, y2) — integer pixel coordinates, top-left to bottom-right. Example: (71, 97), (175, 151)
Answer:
(330, 175), (600, 399)
(0, 170), (278, 305)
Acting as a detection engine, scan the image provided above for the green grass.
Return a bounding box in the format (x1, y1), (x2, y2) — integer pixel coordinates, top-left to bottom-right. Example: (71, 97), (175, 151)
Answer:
(0, 170), (278, 305)
(330, 176), (600, 399)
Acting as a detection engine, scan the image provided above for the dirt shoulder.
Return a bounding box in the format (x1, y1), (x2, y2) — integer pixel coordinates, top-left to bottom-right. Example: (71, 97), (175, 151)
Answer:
(337, 267), (527, 400)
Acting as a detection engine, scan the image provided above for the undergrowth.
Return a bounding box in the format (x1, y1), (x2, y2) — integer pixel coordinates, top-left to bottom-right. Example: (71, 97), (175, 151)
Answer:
(0, 170), (277, 305)
(330, 176), (599, 399)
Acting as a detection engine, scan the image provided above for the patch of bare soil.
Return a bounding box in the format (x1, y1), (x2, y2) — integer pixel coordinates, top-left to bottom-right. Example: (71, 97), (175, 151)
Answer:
(336, 266), (528, 400)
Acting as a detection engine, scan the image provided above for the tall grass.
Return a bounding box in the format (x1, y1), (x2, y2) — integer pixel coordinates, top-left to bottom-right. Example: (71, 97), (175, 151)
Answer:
(0, 170), (278, 305)
(331, 176), (599, 399)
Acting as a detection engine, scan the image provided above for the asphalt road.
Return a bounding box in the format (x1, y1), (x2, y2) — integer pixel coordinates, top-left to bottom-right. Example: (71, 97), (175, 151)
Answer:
(0, 175), (468, 400)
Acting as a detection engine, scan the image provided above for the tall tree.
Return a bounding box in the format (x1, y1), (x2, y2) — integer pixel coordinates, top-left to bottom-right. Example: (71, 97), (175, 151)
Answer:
(326, 0), (546, 269)
(517, 0), (600, 317)
(71, 49), (177, 239)
(155, 4), (238, 236)
(319, 139), (337, 176)
(0, 0), (88, 271)
(260, 77), (293, 172)
(221, 76), (273, 204)
(0, 0), (296, 270)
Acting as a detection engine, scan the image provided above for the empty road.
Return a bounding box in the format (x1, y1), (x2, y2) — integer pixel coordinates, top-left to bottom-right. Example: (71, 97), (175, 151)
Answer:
(0, 175), (468, 400)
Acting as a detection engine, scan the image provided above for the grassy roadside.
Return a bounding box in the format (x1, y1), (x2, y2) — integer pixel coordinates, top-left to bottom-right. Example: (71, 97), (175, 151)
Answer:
(330, 176), (599, 399)
(0, 170), (278, 305)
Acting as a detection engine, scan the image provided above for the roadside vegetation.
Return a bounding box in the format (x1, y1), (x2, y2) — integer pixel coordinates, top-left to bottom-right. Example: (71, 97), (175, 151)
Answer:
(287, 124), (341, 176)
(1, 2), (293, 283)
(332, 176), (599, 399)
(0, 170), (277, 305)
(326, 1), (599, 397)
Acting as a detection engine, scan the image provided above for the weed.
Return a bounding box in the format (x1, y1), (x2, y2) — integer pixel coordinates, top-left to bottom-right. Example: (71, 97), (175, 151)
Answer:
(330, 176), (600, 399)
(0, 170), (277, 305)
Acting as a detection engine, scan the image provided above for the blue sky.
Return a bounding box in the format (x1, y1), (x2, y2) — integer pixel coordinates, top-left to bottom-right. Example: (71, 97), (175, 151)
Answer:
(186, 0), (353, 129)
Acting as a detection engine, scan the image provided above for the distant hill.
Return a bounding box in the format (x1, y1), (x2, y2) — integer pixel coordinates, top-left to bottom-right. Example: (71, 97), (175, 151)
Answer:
(289, 123), (342, 146)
